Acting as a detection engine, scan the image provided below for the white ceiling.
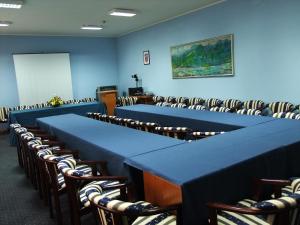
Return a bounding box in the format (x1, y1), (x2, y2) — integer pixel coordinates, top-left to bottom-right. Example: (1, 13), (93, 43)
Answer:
(0, 0), (225, 37)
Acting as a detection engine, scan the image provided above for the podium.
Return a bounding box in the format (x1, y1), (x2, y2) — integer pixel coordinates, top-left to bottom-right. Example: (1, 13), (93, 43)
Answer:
(98, 90), (117, 116)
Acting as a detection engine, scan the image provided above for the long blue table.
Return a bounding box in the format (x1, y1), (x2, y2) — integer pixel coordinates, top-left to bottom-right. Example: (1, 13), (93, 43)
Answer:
(125, 118), (300, 225)
(37, 114), (186, 176)
(115, 104), (275, 131)
(9, 102), (105, 145)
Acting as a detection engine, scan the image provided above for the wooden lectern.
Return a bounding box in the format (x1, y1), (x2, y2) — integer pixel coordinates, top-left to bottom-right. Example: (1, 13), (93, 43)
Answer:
(98, 90), (117, 116)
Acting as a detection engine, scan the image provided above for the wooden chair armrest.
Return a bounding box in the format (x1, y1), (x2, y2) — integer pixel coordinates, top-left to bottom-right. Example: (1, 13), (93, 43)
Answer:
(67, 175), (128, 182)
(137, 203), (181, 216)
(255, 178), (291, 186)
(207, 202), (266, 215)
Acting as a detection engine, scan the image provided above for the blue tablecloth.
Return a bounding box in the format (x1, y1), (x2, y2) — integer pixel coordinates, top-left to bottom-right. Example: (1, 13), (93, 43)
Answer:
(115, 105), (275, 131)
(9, 102), (105, 145)
(125, 118), (300, 225)
(37, 114), (185, 177)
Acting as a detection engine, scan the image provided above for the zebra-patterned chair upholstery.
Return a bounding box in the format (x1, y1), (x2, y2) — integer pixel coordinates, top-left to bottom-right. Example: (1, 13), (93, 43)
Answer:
(0, 107), (10, 122)
(188, 97), (204, 106)
(164, 96), (176, 103)
(191, 131), (225, 140)
(188, 105), (206, 111)
(156, 102), (172, 107)
(175, 97), (188, 104)
(205, 98), (223, 109)
(130, 121), (159, 133)
(170, 103), (187, 108)
(268, 102), (294, 114)
(154, 127), (191, 140)
(210, 107), (231, 113)
(152, 96), (164, 104)
(243, 100), (265, 110)
(57, 158), (125, 225)
(273, 112), (300, 120)
(117, 97), (138, 106)
(223, 99), (242, 111)
(237, 109), (262, 116)
(85, 184), (179, 225)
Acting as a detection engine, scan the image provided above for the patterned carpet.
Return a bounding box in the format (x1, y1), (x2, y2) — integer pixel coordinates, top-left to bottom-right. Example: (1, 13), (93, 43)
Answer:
(0, 134), (95, 225)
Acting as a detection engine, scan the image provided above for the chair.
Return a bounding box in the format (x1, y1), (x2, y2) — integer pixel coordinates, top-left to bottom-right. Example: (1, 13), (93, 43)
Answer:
(164, 96), (176, 103)
(175, 97), (188, 104)
(191, 131), (225, 140)
(188, 104), (206, 110)
(207, 178), (300, 225)
(154, 127), (191, 140)
(267, 102), (294, 114)
(223, 99), (242, 112)
(237, 108), (262, 116)
(156, 102), (172, 107)
(85, 183), (181, 225)
(188, 97), (204, 106)
(210, 107), (231, 113)
(0, 107), (10, 123)
(152, 96), (164, 104)
(130, 121), (159, 133)
(205, 98), (223, 109)
(57, 158), (127, 225)
(272, 112), (300, 120)
(243, 100), (265, 110)
(170, 103), (187, 108)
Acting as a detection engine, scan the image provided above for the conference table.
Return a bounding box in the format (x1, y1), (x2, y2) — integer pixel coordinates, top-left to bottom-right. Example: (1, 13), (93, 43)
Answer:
(36, 114), (186, 176)
(115, 104), (275, 131)
(9, 102), (105, 145)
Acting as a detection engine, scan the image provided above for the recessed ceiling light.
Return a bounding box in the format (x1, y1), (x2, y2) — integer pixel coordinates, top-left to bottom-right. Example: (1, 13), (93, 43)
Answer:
(81, 25), (103, 30)
(109, 9), (137, 17)
(0, 21), (12, 27)
(0, 0), (23, 9)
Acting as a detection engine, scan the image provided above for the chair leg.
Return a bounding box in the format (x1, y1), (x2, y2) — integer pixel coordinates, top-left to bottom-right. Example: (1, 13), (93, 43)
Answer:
(53, 190), (63, 225)
(48, 189), (54, 218)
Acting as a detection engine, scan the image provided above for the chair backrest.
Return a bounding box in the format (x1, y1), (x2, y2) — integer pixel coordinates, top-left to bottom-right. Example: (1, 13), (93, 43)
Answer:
(223, 99), (242, 110)
(243, 100), (265, 110)
(188, 97), (204, 106)
(170, 103), (187, 108)
(164, 96), (176, 103)
(175, 97), (188, 104)
(192, 131), (225, 140)
(131, 121), (159, 133)
(188, 104), (206, 111)
(155, 127), (191, 140)
(0, 107), (10, 122)
(273, 112), (300, 120)
(268, 102), (294, 113)
(152, 96), (164, 103)
(205, 98), (222, 108)
(210, 107), (231, 113)
(156, 102), (172, 107)
(237, 108), (262, 116)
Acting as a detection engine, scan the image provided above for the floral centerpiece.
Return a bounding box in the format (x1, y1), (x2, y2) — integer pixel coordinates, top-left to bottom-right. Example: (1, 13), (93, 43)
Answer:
(48, 96), (63, 107)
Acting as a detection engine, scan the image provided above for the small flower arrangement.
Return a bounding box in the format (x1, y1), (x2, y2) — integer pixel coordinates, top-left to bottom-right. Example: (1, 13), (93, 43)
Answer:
(48, 96), (63, 107)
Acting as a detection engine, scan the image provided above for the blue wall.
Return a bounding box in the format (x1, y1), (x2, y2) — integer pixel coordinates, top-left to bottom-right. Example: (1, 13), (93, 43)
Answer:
(0, 36), (118, 107)
(117, 0), (300, 103)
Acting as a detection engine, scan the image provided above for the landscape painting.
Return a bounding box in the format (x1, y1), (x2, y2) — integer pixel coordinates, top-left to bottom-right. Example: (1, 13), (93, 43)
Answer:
(171, 34), (234, 78)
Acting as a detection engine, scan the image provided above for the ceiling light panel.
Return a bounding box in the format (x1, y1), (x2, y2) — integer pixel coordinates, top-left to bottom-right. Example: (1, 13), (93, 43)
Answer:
(0, 0), (23, 8)
(109, 9), (137, 17)
(81, 25), (103, 30)
(0, 21), (12, 27)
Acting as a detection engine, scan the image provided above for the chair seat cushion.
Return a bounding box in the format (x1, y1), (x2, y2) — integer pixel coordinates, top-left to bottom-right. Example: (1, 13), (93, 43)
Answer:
(133, 213), (176, 225)
(217, 211), (269, 225)
(79, 180), (120, 209)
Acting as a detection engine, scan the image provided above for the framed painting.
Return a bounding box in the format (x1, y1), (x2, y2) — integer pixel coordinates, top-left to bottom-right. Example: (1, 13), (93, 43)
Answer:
(143, 50), (150, 65)
(171, 34), (234, 79)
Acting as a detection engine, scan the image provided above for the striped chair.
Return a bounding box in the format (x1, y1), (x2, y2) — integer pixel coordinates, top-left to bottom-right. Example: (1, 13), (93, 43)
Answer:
(191, 131), (225, 140)
(57, 158), (127, 225)
(273, 112), (300, 120)
(243, 100), (265, 110)
(164, 96), (176, 103)
(237, 108), (262, 116)
(188, 97), (204, 106)
(0, 107), (11, 122)
(210, 107), (231, 113)
(85, 183), (180, 225)
(170, 103), (187, 108)
(268, 102), (294, 114)
(154, 127), (191, 140)
(152, 96), (164, 104)
(175, 97), (188, 104)
(205, 98), (223, 109)
(130, 121), (159, 133)
(223, 99), (242, 111)
(156, 102), (172, 107)
(188, 104), (206, 111)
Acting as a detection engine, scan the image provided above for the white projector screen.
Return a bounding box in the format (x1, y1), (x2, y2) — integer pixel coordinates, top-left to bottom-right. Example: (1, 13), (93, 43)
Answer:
(13, 53), (73, 106)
